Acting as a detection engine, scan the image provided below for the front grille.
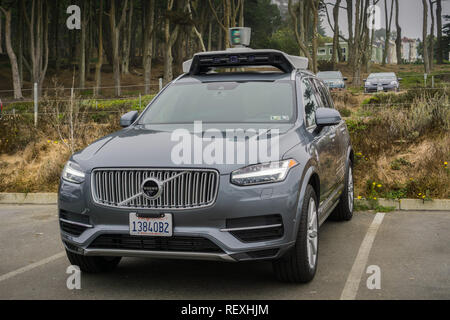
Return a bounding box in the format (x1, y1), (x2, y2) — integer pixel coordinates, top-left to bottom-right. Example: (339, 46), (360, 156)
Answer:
(89, 234), (223, 253)
(91, 168), (219, 209)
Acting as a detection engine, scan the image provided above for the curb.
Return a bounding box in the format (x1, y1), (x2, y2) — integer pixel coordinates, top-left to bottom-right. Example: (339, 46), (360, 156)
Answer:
(0, 193), (57, 205)
(355, 198), (450, 211)
(0, 193), (449, 211)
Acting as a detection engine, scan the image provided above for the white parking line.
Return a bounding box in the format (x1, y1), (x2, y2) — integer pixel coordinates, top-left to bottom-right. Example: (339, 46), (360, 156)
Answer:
(340, 212), (385, 300)
(0, 251), (65, 283)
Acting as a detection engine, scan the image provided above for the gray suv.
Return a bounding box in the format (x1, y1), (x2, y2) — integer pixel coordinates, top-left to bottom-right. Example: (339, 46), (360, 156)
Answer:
(59, 49), (354, 283)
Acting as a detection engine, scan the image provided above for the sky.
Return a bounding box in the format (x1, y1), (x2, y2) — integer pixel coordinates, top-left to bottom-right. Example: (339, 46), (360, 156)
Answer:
(322, 0), (450, 40)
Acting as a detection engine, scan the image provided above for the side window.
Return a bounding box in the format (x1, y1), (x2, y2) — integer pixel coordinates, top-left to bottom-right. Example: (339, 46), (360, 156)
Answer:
(316, 80), (335, 109)
(324, 84), (335, 109)
(301, 78), (319, 128)
(314, 79), (331, 108)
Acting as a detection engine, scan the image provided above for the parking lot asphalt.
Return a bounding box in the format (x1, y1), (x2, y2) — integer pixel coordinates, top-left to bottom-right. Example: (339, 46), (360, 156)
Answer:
(0, 204), (448, 300)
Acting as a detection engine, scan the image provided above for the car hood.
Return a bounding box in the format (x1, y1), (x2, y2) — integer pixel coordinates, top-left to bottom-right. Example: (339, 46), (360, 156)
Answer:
(72, 123), (303, 175)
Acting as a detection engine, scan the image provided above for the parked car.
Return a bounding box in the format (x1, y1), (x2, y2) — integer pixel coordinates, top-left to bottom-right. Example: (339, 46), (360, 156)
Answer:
(316, 71), (347, 90)
(59, 48), (354, 283)
(364, 72), (402, 93)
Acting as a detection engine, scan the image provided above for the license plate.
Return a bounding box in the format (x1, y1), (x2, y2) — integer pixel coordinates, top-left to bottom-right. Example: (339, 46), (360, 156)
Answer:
(129, 213), (172, 236)
(377, 85), (383, 92)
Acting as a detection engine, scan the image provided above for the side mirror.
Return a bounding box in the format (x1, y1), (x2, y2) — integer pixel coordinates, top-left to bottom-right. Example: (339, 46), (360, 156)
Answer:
(120, 111), (138, 127)
(363, 78), (367, 82)
(315, 108), (342, 127)
(397, 78), (402, 81)
(343, 77), (348, 81)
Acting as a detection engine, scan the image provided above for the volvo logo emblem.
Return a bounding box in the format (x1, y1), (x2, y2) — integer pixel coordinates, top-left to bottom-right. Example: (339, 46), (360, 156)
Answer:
(141, 178), (162, 200)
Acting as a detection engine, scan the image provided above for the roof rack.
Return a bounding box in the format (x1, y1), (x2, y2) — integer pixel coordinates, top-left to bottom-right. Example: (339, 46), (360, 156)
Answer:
(182, 48), (308, 75)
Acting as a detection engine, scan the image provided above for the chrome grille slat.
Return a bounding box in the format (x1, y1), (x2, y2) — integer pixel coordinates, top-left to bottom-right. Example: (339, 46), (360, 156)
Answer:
(92, 168), (219, 209)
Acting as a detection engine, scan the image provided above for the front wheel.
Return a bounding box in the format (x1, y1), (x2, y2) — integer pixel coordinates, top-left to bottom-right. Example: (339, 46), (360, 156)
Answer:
(272, 184), (318, 283)
(65, 250), (121, 273)
(329, 160), (354, 221)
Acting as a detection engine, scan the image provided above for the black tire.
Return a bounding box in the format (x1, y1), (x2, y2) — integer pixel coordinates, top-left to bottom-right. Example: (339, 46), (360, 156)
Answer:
(65, 250), (121, 273)
(272, 184), (318, 283)
(329, 160), (354, 221)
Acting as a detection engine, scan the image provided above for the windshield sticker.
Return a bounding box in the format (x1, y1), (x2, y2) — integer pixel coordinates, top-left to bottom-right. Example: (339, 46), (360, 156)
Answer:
(271, 115), (290, 121)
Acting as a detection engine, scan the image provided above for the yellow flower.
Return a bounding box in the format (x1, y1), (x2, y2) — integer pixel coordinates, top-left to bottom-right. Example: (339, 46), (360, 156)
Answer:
(357, 196), (362, 199)
(373, 197), (377, 200)
(377, 184), (382, 188)
(372, 182), (376, 185)
(47, 140), (51, 143)
(54, 141), (58, 144)
(418, 193), (422, 196)
(422, 195), (426, 198)
(445, 162), (448, 165)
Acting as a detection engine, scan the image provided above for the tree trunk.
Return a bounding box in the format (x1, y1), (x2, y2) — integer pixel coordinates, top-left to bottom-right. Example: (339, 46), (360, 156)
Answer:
(0, 5), (3, 55)
(394, 0), (402, 64)
(428, 0), (434, 71)
(436, 0), (443, 64)
(94, 0), (103, 97)
(422, 0), (430, 73)
(208, 0), (230, 49)
(239, 0), (244, 27)
(352, 0), (364, 86)
(346, 0), (354, 66)
(331, 0), (341, 70)
(79, 0), (87, 89)
(0, 7), (23, 99)
(288, 0), (312, 67)
(163, 0), (180, 85)
(143, 0), (155, 94)
(109, 0), (128, 96)
(52, 0), (60, 72)
(207, 21), (212, 51)
(310, 0), (319, 74)
(18, 0), (24, 84)
(382, 0), (394, 65)
(121, 0), (133, 75)
(22, 0), (49, 96)
(187, 0), (206, 52)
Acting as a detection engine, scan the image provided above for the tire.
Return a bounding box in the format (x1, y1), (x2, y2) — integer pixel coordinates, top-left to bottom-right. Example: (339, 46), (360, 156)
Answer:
(329, 160), (354, 221)
(65, 249), (121, 273)
(272, 184), (318, 283)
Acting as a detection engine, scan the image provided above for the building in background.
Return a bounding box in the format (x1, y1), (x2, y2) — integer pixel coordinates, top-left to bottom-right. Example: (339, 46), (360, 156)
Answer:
(316, 42), (349, 62)
(401, 37), (419, 63)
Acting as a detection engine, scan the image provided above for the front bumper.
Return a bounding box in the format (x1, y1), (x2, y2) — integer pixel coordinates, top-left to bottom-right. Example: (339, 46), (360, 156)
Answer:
(364, 84), (397, 92)
(58, 166), (303, 262)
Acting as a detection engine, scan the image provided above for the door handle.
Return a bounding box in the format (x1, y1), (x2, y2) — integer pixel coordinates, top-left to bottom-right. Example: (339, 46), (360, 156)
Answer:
(329, 133), (336, 139)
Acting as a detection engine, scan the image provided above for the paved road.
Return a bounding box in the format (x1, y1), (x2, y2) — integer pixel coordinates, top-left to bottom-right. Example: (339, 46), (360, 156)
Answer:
(0, 204), (448, 300)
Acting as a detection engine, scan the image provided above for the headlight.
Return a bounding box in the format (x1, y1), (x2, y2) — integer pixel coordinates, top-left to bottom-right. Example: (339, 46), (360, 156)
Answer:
(62, 161), (85, 184)
(390, 81), (397, 85)
(231, 159), (298, 186)
(365, 81), (371, 86)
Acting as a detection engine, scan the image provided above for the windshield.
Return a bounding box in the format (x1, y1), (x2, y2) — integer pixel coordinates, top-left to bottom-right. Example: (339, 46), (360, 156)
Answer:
(368, 73), (396, 80)
(317, 71), (342, 80)
(138, 81), (295, 124)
